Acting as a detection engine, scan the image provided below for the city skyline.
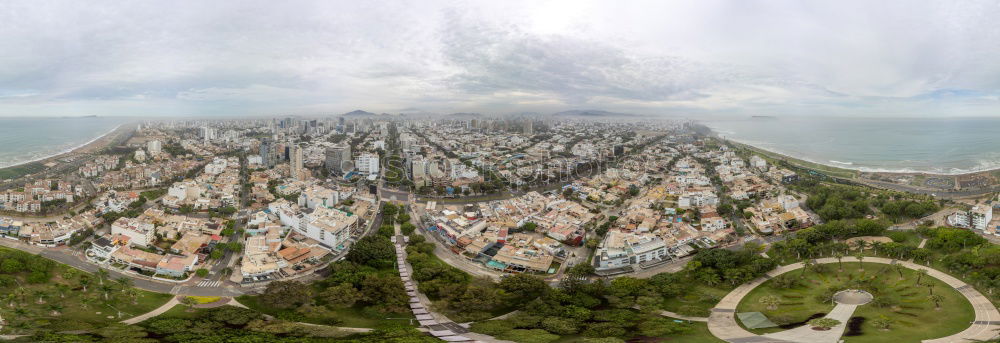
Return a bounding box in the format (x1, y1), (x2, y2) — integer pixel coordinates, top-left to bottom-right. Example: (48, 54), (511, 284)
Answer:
(3, 1), (1000, 117)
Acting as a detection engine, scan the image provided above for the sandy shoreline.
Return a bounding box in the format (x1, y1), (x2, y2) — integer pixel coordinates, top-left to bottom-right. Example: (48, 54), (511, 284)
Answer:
(701, 124), (996, 179)
(0, 122), (136, 171)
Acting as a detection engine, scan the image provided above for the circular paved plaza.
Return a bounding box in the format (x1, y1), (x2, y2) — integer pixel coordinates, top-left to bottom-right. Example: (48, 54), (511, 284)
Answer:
(706, 256), (1000, 343)
(832, 289), (873, 305)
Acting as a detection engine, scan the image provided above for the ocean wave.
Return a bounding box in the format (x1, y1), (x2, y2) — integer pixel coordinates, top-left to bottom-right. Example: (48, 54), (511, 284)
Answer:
(829, 160), (854, 165)
(0, 124), (122, 169)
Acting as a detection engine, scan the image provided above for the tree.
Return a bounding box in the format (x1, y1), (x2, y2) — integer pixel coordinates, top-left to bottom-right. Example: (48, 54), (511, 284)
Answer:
(872, 315), (893, 330)
(567, 263), (596, 279)
(78, 275), (91, 292)
(637, 316), (692, 337)
(540, 317), (580, 335)
(834, 251), (844, 271)
(196, 269), (209, 278)
(854, 252), (865, 271)
(928, 294), (944, 309)
(498, 274), (548, 301)
(99, 284), (114, 300)
(96, 268), (110, 285)
(807, 318), (841, 330)
(260, 280), (313, 309)
(320, 283), (361, 308)
(115, 277), (133, 293)
(916, 268), (928, 285)
(759, 295), (780, 310)
(346, 235), (395, 269)
(801, 259), (814, 277)
(179, 296), (197, 312)
(498, 329), (559, 343)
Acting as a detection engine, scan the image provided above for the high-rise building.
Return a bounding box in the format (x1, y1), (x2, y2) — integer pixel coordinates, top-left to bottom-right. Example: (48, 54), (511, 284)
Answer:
(324, 145), (352, 175)
(290, 146), (304, 180)
(355, 153), (380, 175)
(523, 120), (533, 135)
(147, 140), (162, 156)
(260, 140), (276, 168)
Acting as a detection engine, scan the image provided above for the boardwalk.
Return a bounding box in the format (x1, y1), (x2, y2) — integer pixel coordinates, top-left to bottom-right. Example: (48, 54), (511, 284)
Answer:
(707, 256), (1000, 343)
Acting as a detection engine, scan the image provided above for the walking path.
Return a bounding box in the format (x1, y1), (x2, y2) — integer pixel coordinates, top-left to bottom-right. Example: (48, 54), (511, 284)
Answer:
(392, 222), (512, 343)
(120, 296), (180, 325)
(707, 256), (1000, 343)
(658, 310), (709, 322)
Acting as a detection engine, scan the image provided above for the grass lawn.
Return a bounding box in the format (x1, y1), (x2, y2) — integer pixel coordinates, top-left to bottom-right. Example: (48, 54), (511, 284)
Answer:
(736, 262), (975, 343)
(661, 286), (731, 317)
(236, 294), (413, 328)
(0, 252), (173, 334)
(147, 304), (214, 320)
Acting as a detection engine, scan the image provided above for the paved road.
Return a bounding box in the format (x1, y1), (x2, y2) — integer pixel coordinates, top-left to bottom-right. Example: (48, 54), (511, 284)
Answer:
(707, 256), (1000, 343)
(0, 238), (242, 297)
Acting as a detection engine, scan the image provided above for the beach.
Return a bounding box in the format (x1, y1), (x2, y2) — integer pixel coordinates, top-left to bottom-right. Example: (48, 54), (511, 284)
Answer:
(0, 122), (137, 182)
(700, 122), (1000, 199)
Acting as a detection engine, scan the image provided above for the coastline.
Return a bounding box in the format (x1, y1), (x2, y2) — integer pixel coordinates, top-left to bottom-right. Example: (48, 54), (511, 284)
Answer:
(700, 123), (998, 178)
(0, 123), (124, 170)
(698, 123), (1000, 198)
(0, 122), (136, 181)
(703, 120), (1000, 176)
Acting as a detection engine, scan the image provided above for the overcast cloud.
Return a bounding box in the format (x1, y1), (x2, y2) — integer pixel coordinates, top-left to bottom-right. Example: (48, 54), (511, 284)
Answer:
(2, 0), (1000, 117)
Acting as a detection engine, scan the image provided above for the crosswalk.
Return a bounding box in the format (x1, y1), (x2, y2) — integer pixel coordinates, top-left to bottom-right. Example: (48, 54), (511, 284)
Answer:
(196, 280), (222, 287)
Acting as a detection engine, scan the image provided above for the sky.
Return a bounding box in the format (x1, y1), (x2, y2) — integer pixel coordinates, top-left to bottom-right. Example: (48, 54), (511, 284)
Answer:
(3, 0), (1000, 118)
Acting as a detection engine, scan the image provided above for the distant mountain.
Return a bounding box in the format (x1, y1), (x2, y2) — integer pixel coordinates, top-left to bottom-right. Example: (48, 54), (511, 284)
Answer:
(341, 110), (376, 117)
(551, 110), (636, 117)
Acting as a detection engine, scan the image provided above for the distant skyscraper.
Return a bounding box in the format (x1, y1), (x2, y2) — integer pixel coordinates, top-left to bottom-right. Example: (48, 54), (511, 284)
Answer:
(290, 146), (304, 180)
(260, 140), (276, 168)
(147, 140), (162, 156)
(523, 120), (533, 135)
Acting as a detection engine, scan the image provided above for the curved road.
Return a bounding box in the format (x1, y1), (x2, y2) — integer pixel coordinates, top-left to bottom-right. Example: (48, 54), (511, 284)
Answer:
(707, 256), (1000, 343)
(0, 238), (242, 297)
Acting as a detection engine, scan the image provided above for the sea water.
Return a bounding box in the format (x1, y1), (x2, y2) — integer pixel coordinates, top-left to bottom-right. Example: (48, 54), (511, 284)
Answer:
(703, 117), (1000, 175)
(0, 117), (128, 168)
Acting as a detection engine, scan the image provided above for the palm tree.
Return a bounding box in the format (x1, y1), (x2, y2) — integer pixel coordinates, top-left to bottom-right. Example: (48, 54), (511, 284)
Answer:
(801, 259), (814, 277)
(928, 294), (944, 309)
(916, 269), (928, 285)
(115, 277), (133, 293)
(759, 295), (781, 310)
(3, 294), (15, 308)
(894, 263), (904, 279)
(853, 240), (867, 252)
(13, 288), (26, 304)
(32, 290), (48, 304)
(179, 296), (197, 312)
(96, 269), (109, 286)
(78, 276), (91, 292)
(834, 251), (845, 271)
(808, 318), (841, 330)
(927, 284), (935, 296)
(124, 288), (139, 305)
(855, 252), (865, 271)
(46, 303), (64, 316)
(99, 284), (114, 301)
(872, 315), (893, 330)
(54, 284), (69, 299)
(79, 296), (97, 309)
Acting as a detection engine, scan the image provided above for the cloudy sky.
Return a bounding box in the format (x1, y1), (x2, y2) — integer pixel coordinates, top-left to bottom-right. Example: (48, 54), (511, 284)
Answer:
(3, 0), (1000, 117)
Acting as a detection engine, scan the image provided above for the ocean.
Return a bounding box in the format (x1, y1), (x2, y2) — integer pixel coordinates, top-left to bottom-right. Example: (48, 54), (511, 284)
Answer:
(702, 117), (1000, 175)
(0, 117), (128, 169)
